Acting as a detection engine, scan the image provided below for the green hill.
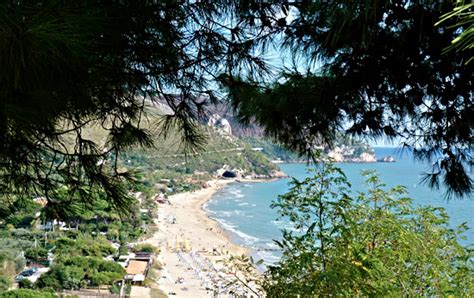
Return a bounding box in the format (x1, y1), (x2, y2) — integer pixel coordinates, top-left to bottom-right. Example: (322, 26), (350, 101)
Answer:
(109, 107), (278, 193)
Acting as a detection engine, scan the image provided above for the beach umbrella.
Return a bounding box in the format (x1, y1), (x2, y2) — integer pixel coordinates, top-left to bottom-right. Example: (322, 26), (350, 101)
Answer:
(184, 238), (191, 252)
(175, 236), (181, 252)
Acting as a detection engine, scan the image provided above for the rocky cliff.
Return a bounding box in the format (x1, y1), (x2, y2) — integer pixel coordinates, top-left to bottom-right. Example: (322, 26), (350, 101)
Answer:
(207, 113), (232, 135)
(326, 145), (376, 163)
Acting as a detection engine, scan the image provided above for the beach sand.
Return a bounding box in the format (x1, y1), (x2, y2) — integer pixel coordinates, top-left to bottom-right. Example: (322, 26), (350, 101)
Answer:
(144, 179), (251, 297)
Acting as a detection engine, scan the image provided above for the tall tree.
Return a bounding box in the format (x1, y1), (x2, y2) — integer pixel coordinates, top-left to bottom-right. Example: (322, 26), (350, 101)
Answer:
(1, 0), (472, 214)
(0, 1), (267, 215)
(222, 1), (473, 198)
(436, 0), (473, 64)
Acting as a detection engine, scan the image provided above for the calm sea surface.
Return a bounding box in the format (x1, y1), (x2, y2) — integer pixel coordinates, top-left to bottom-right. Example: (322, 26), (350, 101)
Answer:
(204, 147), (474, 263)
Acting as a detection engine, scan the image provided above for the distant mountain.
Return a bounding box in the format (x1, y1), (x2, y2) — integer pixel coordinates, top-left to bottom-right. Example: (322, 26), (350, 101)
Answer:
(81, 103), (281, 193)
(146, 99), (377, 164)
(205, 102), (377, 163)
(242, 136), (376, 163)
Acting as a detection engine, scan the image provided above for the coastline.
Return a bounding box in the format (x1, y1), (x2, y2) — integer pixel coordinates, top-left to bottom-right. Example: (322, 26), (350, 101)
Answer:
(195, 179), (251, 256)
(144, 178), (257, 297)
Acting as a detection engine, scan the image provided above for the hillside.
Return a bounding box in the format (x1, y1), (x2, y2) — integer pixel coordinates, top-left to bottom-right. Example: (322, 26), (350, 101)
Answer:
(119, 123), (279, 193)
(115, 105), (278, 191)
(52, 103), (279, 194)
(242, 136), (376, 163)
(206, 102), (376, 163)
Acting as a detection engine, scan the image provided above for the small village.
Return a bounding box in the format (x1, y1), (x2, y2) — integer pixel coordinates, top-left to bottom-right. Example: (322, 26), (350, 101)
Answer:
(0, 2), (472, 296)
(1, 174), (262, 297)
(1, 191), (159, 296)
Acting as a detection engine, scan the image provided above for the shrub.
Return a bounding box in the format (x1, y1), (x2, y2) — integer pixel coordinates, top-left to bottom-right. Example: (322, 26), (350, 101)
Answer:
(0, 251), (25, 276)
(0, 238), (35, 253)
(90, 272), (123, 287)
(109, 283), (121, 294)
(25, 247), (48, 263)
(0, 276), (11, 292)
(18, 278), (33, 289)
(0, 289), (57, 298)
(36, 257), (125, 290)
(265, 166), (474, 296)
(14, 257), (26, 274)
(133, 243), (157, 253)
(106, 228), (119, 241)
(118, 245), (128, 256)
(35, 270), (61, 290)
(5, 215), (35, 228)
(54, 236), (115, 258)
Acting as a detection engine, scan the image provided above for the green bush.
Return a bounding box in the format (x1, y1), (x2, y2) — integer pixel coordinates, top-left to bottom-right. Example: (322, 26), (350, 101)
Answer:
(118, 245), (128, 256)
(14, 257), (26, 274)
(35, 271), (61, 290)
(0, 289), (57, 298)
(89, 272), (123, 287)
(0, 251), (26, 276)
(0, 239), (34, 254)
(109, 283), (121, 294)
(25, 247), (48, 263)
(36, 256), (125, 290)
(10, 229), (42, 241)
(265, 166), (474, 296)
(18, 278), (33, 289)
(106, 228), (119, 241)
(0, 276), (11, 292)
(54, 236), (115, 258)
(5, 215), (35, 228)
(133, 243), (157, 253)
(59, 266), (86, 290)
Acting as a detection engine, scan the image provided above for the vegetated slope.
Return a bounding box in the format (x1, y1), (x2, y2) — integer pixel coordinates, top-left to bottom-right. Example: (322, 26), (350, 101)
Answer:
(77, 104), (277, 193)
(241, 135), (376, 163)
(120, 126), (278, 192)
(207, 102), (376, 163)
(115, 108), (278, 193)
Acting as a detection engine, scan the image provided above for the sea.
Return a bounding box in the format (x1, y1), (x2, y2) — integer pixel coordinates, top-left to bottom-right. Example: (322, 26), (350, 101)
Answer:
(203, 147), (474, 264)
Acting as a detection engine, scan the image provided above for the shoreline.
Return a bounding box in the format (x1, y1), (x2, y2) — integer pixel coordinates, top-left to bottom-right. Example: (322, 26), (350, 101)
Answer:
(195, 179), (251, 256)
(145, 178), (270, 297)
(198, 178), (281, 252)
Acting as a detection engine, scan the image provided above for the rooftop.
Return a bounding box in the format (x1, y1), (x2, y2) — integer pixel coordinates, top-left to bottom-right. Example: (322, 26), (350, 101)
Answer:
(126, 260), (148, 275)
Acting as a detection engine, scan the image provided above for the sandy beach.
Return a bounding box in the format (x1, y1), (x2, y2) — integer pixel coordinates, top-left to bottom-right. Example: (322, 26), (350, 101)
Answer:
(144, 179), (255, 297)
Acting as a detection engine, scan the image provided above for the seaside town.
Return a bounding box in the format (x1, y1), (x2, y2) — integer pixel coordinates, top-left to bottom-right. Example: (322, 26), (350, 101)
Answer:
(0, 108), (398, 297)
(0, 2), (472, 297)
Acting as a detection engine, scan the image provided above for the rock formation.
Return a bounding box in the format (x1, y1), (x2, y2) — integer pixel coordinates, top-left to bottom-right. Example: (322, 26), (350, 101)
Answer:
(207, 114), (232, 135)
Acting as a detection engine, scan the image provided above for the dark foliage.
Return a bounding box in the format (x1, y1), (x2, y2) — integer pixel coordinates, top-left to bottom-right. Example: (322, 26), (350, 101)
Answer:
(0, 0), (471, 212)
(265, 165), (473, 296)
(36, 256), (124, 290)
(0, 1), (268, 216)
(221, 1), (473, 197)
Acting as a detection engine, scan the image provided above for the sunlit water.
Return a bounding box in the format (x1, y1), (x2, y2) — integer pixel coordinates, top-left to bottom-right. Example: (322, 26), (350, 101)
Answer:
(204, 148), (473, 264)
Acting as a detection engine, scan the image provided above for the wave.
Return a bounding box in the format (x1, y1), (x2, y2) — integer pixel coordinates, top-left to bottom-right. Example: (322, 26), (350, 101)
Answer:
(215, 218), (237, 229)
(216, 219), (259, 245)
(228, 189), (244, 197)
(204, 208), (216, 215)
(253, 249), (280, 264)
(233, 210), (243, 215)
(271, 220), (288, 228)
(215, 211), (234, 217)
(271, 220), (300, 232)
(265, 242), (280, 249)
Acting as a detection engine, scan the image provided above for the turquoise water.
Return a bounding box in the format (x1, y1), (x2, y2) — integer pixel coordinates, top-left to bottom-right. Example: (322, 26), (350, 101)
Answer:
(204, 148), (474, 263)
